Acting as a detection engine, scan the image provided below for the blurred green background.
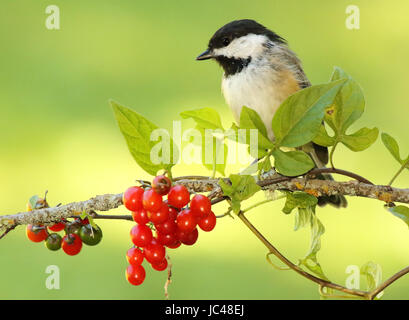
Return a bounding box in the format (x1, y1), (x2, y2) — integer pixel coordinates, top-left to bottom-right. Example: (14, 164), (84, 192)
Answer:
(1, 0), (408, 299)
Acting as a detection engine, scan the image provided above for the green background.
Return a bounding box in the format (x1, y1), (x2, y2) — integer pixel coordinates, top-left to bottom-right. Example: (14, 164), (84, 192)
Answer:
(0, 0), (408, 299)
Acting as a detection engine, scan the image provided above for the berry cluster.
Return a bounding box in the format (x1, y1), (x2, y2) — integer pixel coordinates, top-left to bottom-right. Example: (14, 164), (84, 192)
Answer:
(25, 195), (103, 256)
(123, 175), (216, 286)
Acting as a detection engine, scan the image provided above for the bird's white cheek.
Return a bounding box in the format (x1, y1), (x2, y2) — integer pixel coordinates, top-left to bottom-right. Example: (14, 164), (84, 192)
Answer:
(214, 34), (267, 59)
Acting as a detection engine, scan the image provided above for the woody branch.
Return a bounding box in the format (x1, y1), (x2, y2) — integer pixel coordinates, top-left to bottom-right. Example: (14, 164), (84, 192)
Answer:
(1, 173), (408, 230)
(0, 169), (408, 300)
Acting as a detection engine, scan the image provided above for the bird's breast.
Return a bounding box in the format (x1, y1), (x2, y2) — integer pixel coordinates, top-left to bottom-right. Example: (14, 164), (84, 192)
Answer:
(222, 64), (300, 141)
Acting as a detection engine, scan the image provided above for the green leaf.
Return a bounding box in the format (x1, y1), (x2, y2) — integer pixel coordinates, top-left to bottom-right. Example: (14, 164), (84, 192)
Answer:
(388, 205), (409, 227)
(229, 174), (261, 201)
(272, 149), (315, 176)
(294, 207), (311, 230)
(272, 79), (346, 148)
(230, 122), (270, 159)
(314, 68), (379, 153)
(287, 202), (328, 281)
(361, 261), (382, 292)
(180, 108), (224, 130)
(327, 67), (365, 132)
(381, 133), (408, 166)
(282, 191), (318, 215)
(219, 174), (261, 213)
(341, 127), (379, 152)
(239, 107), (268, 137)
(111, 100), (177, 175)
(259, 156), (272, 172)
(308, 213), (325, 258)
(282, 190), (327, 280)
(79, 211), (88, 220)
(239, 107), (273, 148)
(29, 195), (40, 210)
(299, 212), (329, 281)
(313, 124), (336, 147)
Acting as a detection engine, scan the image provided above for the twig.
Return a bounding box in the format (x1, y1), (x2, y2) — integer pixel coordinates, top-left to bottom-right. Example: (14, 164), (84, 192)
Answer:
(0, 225), (17, 240)
(164, 255), (173, 300)
(237, 211), (369, 298)
(85, 213), (133, 221)
(307, 167), (374, 185)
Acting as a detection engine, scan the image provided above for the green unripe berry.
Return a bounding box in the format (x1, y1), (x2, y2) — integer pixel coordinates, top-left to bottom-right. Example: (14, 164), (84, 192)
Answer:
(79, 224), (103, 246)
(45, 233), (62, 251)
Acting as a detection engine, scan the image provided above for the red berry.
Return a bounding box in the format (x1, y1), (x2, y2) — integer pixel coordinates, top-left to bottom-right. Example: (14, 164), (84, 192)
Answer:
(167, 185), (190, 208)
(156, 231), (177, 246)
(126, 247), (144, 266)
(166, 240), (181, 249)
(48, 222), (65, 232)
(152, 175), (172, 196)
(177, 228), (199, 246)
(167, 206), (179, 221)
(126, 264), (146, 286)
(144, 242), (166, 264)
(176, 209), (197, 233)
(190, 194), (211, 219)
(148, 203), (169, 224)
(61, 234), (83, 256)
(151, 258), (168, 271)
(123, 186), (144, 211)
(142, 189), (163, 213)
(132, 208), (150, 225)
(130, 224), (153, 247)
(26, 225), (48, 243)
(155, 218), (177, 235)
(198, 211), (217, 232)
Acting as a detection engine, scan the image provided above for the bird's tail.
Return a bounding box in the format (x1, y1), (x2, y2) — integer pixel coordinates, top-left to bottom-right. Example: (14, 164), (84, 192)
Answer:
(314, 172), (348, 208)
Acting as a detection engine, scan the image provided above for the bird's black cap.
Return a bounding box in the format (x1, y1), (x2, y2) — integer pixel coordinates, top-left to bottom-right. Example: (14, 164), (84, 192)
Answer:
(208, 19), (286, 50)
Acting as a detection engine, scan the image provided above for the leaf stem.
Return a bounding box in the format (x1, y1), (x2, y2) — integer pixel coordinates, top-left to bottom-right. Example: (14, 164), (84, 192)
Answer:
(212, 162), (217, 179)
(388, 158), (409, 186)
(329, 142), (338, 169)
(307, 167), (374, 185)
(242, 199), (275, 213)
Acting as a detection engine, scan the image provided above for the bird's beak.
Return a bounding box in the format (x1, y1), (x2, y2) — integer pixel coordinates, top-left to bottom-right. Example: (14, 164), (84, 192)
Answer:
(196, 49), (214, 61)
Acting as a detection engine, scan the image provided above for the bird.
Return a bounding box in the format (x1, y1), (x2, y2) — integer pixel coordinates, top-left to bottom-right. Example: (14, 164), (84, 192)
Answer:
(196, 19), (347, 208)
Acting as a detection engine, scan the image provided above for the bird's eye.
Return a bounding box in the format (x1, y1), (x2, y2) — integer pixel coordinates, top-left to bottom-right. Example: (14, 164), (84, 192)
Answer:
(222, 37), (230, 46)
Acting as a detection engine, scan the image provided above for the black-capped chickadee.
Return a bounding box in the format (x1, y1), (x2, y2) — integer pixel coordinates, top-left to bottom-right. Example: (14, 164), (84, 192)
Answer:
(196, 19), (347, 208)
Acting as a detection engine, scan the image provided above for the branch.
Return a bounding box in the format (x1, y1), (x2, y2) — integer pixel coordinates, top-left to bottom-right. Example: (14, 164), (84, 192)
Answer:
(261, 179), (409, 204)
(1, 175), (408, 230)
(0, 193), (124, 230)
